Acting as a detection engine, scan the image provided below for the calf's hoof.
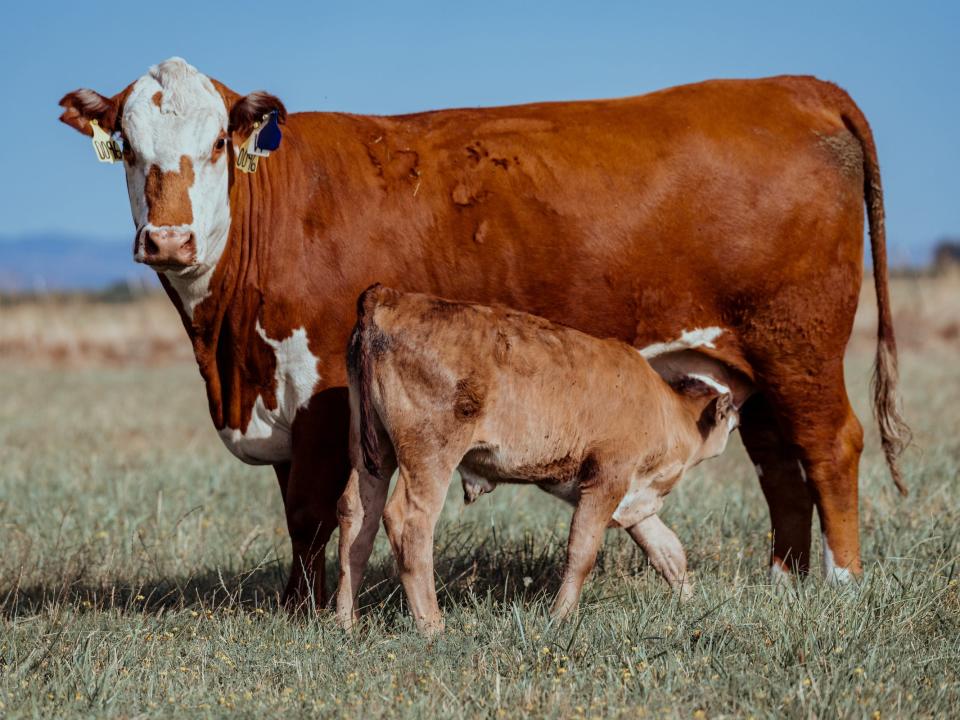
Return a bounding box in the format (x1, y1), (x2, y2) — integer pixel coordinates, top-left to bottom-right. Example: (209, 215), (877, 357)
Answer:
(414, 615), (445, 637)
(549, 596), (580, 621)
(335, 606), (358, 632)
(676, 573), (695, 601)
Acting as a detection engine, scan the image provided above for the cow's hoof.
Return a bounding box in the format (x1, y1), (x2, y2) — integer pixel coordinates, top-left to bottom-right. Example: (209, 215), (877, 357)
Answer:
(768, 562), (794, 586)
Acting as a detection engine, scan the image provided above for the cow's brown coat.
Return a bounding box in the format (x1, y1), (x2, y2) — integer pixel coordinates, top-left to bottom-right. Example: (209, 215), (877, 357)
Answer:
(58, 72), (909, 606)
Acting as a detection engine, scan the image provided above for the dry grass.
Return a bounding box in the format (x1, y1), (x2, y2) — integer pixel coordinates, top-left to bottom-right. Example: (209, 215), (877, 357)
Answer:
(852, 272), (960, 352)
(0, 293), (188, 366)
(0, 275), (957, 718)
(2, 273), (958, 366)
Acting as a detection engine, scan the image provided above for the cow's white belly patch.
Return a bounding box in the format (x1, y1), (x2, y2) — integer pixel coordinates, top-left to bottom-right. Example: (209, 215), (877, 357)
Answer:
(218, 324), (321, 465)
(638, 327), (724, 359)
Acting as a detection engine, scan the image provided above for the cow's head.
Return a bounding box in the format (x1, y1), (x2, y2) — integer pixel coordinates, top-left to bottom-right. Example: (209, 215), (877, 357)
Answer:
(59, 58), (285, 274)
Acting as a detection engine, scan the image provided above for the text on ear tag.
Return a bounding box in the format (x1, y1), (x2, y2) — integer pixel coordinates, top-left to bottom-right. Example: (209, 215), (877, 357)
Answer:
(235, 132), (259, 173)
(90, 120), (122, 164)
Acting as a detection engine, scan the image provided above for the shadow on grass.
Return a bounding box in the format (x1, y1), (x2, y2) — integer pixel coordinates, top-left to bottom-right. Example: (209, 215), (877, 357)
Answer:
(0, 521), (650, 622)
(355, 521), (650, 622)
(0, 562), (289, 619)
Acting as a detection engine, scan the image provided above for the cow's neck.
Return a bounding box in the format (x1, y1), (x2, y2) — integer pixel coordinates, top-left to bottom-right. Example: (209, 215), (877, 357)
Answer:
(160, 147), (294, 430)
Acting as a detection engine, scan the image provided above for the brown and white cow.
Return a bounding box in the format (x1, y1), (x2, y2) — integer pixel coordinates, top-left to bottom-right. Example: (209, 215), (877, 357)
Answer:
(338, 285), (743, 632)
(58, 57), (908, 606)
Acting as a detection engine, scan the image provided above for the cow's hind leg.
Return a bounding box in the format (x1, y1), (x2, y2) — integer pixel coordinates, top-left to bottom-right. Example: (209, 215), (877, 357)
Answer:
(738, 394), (814, 580)
(766, 364), (865, 582)
(382, 461), (456, 634)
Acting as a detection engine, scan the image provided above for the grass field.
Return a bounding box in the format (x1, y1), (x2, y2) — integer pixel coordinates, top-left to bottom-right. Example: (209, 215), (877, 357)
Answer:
(1, 276), (958, 718)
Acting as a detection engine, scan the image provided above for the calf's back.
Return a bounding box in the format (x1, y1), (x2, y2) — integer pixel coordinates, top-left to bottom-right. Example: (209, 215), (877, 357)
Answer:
(349, 285), (711, 488)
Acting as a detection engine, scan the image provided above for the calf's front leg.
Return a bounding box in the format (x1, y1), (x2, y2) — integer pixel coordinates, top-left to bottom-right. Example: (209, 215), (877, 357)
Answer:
(626, 514), (693, 599)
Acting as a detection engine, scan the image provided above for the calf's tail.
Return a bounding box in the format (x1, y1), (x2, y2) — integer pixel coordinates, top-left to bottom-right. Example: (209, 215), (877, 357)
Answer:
(347, 283), (391, 480)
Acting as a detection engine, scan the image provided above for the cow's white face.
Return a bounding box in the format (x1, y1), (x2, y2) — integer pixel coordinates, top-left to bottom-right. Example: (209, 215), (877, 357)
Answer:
(59, 57), (286, 311)
(121, 59), (231, 274)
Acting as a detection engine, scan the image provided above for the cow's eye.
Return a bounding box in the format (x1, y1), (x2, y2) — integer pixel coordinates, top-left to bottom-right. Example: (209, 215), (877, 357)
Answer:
(213, 137), (226, 152)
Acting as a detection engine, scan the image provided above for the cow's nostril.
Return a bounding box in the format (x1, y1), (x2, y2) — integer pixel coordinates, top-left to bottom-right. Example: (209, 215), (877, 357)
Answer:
(139, 228), (195, 267)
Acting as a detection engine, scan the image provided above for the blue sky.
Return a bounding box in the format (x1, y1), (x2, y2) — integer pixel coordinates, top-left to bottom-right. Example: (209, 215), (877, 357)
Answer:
(1, 1), (957, 263)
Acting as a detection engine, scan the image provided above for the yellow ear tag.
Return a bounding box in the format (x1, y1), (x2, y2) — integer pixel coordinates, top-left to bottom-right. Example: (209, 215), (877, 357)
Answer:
(235, 121), (260, 174)
(90, 120), (122, 163)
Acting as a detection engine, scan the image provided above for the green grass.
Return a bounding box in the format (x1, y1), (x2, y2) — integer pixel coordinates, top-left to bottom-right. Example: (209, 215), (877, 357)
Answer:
(1, 347), (958, 718)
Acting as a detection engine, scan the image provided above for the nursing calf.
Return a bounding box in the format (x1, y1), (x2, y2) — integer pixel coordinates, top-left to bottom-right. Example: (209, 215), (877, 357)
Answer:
(336, 285), (740, 632)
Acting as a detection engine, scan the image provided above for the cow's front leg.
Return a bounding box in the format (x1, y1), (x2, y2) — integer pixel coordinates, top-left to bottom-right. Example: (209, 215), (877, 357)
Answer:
(282, 497), (336, 610)
(626, 514), (693, 599)
(281, 388), (352, 611)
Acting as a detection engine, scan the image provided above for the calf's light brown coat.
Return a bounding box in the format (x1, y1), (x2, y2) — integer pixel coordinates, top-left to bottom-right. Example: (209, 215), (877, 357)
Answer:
(336, 286), (738, 632)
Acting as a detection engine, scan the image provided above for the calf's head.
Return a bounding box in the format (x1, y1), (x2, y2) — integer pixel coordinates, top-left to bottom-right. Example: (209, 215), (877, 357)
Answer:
(59, 58), (285, 274)
(670, 375), (739, 464)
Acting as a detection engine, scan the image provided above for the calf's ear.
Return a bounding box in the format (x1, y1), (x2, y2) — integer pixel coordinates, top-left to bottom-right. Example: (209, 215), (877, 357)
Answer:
(228, 91), (287, 138)
(668, 375), (717, 399)
(713, 393), (737, 430)
(59, 89), (122, 136)
(671, 376), (737, 438)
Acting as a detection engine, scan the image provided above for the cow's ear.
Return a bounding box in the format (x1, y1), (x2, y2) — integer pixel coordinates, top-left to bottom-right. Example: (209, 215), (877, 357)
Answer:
(59, 89), (121, 136)
(228, 91), (287, 138)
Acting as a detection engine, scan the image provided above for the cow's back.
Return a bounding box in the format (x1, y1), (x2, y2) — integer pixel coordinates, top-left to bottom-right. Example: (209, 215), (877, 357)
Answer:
(277, 75), (867, 389)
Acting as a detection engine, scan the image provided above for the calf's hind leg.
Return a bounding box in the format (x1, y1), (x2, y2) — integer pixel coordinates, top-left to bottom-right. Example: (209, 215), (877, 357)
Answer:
(382, 461), (456, 634)
(335, 462), (394, 629)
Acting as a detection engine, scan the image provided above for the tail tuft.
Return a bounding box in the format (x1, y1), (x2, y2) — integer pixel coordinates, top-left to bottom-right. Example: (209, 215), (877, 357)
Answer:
(872, 341), (911, 496)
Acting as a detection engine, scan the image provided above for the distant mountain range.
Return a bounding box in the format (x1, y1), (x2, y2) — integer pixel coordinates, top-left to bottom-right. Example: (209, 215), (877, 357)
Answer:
(0, 231), (944, 293)
(0, 233), (158, 292)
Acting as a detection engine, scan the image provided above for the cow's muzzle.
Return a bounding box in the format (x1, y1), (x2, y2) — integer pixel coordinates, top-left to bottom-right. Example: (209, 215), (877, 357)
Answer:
(134, 227), (197, 270)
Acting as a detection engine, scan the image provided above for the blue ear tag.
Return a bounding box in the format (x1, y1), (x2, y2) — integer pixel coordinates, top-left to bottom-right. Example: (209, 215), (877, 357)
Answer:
(253, 111), (282, 154)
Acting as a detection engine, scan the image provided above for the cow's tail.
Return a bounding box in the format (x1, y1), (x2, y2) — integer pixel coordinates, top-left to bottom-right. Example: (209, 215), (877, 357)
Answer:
(842, 103), (912, 496)
(347, 283), (390, 480)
